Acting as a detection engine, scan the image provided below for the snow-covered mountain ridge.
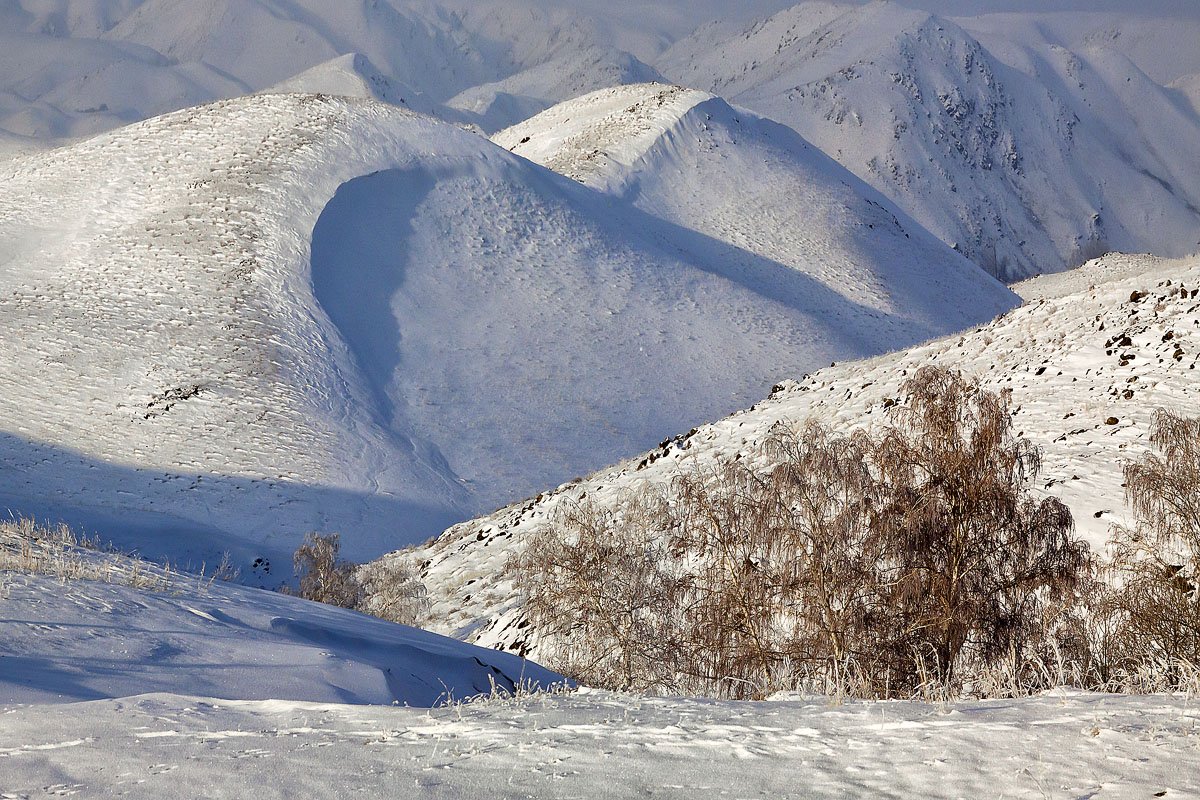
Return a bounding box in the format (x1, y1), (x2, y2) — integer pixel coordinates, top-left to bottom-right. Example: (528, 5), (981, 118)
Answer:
(5, 0), (1199, 282)
(0, 90), (1013, 573)
(374, 252), (1200, 655)
(495, 83), (1012, 334)
(659, 1), (1200, 279)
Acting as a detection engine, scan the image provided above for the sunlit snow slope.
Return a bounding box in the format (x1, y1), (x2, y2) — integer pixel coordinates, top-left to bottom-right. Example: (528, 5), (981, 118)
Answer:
(495, 83), (1013, 334)
(659, 1), (1200, 280)
(375, 253), (1200, 654)
(0, 92), (1013, 575)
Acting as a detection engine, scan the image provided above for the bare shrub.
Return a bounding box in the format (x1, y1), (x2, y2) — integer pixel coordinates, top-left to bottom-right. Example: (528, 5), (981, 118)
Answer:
(1102, 409), (1200, 682)
(356, 556), (430, 626)
(664, 423), (883, 697)
(870, 367), (1090, 691)
(291, 532), (363, 608)
(508, 367), (1091, 699)
(512, 489), (686, 692)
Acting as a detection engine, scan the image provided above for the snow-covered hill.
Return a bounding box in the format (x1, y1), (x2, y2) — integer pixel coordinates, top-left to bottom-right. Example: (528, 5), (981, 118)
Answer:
(6, 2), (1200, 284)
(0, 91), (1013, 574)
(375, 252), (1200, 653)
(658, 1), (1200, 280)
(0, 0), (676, 142)
(447, 47), (663, 133)
(495, 83), (1013, 335)
(956, 9), (1200, 86)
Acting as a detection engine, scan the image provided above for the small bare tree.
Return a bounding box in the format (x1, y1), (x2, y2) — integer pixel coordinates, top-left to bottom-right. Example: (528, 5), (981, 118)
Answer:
(292, 532), (363, 609)
(511, 490), (686, 692)
(871, 367), (1088, 690)
(1105, 410), (1200, 674)
(663, 422), (883, 697)
(356, 555), (430, 627)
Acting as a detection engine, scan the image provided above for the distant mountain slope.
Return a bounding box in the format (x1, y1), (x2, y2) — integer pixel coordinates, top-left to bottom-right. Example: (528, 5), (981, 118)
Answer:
(0, 92), (1011, 573)
(956, 10), (1200, 85)
(0, 0), (672, 142)
(447, 47), (663, 133)
(658, 1), (1200, 280)
(373, 252), (1200, 653)
(495, 83), (1014, 334)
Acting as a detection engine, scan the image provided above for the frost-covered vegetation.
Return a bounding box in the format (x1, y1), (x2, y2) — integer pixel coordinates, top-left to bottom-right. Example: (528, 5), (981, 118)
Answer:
(285, 531), (429, 627)
(500, 370), (1200, 699)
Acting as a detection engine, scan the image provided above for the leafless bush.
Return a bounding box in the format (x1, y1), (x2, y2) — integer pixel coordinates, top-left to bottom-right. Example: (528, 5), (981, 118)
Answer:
(1100, 409), (1200, 684)
(356, 555), (430, 626)
(870, 367), (1090, 691)
(290, 532), (363, 608)
(512, 488), (687, 692)
(664, 423), (884, 697)
(509, 367), (1093, 699)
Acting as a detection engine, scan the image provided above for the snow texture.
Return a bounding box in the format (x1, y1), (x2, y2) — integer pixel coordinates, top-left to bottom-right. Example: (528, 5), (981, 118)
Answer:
(0, 688), (1196, 798)
(0, 569), (560, 707)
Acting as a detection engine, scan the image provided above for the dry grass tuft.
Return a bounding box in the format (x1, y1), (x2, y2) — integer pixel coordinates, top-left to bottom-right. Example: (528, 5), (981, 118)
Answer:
(0, 517), (172, 591)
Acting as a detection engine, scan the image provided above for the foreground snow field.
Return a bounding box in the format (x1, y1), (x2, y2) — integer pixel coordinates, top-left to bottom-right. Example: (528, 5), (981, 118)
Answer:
(1, 689), (1196, 798)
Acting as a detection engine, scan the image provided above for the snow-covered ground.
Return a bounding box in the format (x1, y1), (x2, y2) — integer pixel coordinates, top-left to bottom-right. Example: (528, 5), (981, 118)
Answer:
(382, 251), (1200, 653)
(1, 688), (1197, 798)
(0, 568), (559, 708)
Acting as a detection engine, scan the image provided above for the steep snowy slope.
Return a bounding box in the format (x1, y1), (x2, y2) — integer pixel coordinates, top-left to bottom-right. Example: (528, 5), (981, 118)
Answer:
(0, 92), (1012, 574)
(0, 30), (247, 139)
(0, 0), (673, 142)
(495, 83), (1014, 337)
(658, 1), (1200, 280)
(0, 0), (491, 141)
(1171, 72), (1200, 117)
(268, 53), (430, 110)
(372, 252), (1200, 652)
(101, 0), (493, 99)
(956, 10), (1200, 85)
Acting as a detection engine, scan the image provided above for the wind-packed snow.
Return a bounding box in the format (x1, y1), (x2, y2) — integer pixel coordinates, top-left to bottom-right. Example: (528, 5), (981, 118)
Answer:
(382, 252), (1200, 653)
(658, 1), (1200, 279)
(0, 568), (560, 707)
(1, 688), (1197, 798)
